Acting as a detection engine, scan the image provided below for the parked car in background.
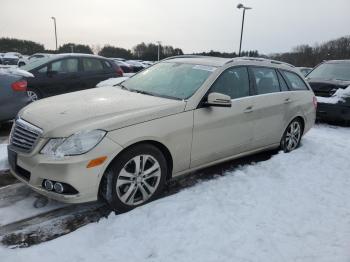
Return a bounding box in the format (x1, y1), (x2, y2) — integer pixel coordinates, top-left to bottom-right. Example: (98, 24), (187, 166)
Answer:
(306, 60), (350, 123)
(110, 59), (133, 73)
(2, 53), (21, 66)
(125, 60), (146, 72)
(297, 67), (312, 76)
(26, 53), (54, 64)
(0, 69), (31, 123)
(20, 53), (124, 101)
(8, 56), (315, 212)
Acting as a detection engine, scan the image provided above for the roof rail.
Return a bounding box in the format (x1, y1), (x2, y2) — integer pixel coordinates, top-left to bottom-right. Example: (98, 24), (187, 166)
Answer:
(162, 55), (214, 61)
(225, 56), (295, 68)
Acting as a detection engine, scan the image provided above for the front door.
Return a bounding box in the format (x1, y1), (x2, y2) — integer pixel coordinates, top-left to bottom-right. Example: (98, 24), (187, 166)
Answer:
(46, 58), (81, 96)
(191, 66), (255, 168)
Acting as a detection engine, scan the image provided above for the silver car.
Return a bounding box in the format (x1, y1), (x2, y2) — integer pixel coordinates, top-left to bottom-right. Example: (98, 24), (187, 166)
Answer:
(8, 56), (316, 212)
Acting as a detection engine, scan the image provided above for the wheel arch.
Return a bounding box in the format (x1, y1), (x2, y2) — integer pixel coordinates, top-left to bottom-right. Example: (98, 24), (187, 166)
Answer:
(98, 139), (174, 196)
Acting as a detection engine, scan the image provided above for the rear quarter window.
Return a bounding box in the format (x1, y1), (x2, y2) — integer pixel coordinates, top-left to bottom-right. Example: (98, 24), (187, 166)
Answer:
(282, 71), (309, 91)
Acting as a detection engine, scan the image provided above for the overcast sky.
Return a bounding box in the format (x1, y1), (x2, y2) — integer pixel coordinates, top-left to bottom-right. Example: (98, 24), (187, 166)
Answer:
(1, 0), (349, 54)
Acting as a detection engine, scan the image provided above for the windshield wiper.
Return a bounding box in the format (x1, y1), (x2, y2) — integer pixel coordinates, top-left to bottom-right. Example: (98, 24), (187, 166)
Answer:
(131, 89), (157, 97)
(116, 83), (130, 90)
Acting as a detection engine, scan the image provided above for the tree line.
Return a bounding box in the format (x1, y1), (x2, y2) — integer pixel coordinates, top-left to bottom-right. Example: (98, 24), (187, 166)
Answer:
(1, 36), (350, 66)
(270, 36), (350, 67)
(0, 38), (183, 61)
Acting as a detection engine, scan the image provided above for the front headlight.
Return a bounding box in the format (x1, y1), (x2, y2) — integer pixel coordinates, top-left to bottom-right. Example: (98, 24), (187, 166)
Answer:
(41, 130), (106, 157)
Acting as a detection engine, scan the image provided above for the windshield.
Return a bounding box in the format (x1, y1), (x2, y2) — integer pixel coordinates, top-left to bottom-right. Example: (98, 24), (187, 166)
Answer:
(307, 62), (350, 81)
(21, 57), (53, 71)
(121, 62), (216, 100)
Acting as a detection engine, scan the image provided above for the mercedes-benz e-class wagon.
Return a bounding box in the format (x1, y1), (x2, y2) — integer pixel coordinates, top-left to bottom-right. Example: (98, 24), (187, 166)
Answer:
(8, 56), (316, 212)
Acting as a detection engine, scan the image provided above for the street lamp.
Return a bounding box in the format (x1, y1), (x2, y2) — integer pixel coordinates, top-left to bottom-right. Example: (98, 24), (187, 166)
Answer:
(237, 3), (252, 56)
(156, 41), (162, 61)
(51, 17), (58, 51)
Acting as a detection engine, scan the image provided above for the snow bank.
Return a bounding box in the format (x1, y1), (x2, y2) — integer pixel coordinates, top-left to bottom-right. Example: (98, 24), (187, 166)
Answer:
(1, 125), (350, 262)
(317, 85), (350, 104)
(96, 77), (129, 87)
(0, 144), (9, 171)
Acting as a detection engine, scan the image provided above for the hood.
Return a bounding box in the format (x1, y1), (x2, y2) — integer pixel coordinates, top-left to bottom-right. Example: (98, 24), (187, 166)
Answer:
(307, 78), (350, 97)
(19, 86), (186, 138)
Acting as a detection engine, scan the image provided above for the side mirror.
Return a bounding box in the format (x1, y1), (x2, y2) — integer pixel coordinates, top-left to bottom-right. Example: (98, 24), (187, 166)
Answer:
(204, 92), (232, 107)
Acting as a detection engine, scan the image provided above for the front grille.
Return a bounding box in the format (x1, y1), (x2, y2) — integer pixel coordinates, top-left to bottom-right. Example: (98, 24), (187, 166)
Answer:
(10, 118), (43, 153)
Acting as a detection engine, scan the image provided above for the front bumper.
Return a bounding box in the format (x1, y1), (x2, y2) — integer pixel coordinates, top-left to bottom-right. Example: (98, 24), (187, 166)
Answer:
(317, 102), (350, 122)
(8, 136), (123, 204)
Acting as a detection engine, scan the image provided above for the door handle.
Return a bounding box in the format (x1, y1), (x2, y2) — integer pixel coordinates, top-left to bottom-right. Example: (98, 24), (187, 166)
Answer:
(244, 106), (254, 113)
(284, 98), (292, 104)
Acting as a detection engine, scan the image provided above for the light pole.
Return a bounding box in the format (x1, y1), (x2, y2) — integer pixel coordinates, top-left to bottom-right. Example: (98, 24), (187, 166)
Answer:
(51, 17), (58, 51)
(156, 41), (162, 61)
(237, 3), (252, 56)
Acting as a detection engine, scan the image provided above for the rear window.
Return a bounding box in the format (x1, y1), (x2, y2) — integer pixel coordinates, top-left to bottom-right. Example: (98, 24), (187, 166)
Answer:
(82, 58), (104, 72)
(282, 71), (309, 90)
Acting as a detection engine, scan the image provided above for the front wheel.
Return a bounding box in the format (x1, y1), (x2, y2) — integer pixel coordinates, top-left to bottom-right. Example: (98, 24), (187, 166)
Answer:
(100, 144), (167, 212)
(280, 118), (303, 153)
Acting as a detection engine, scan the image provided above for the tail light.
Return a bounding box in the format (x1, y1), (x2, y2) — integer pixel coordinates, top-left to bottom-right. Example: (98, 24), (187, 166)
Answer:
(313, 96), (317, 109)
(11, 80), (27, 91)
(116, 67), (124, 77)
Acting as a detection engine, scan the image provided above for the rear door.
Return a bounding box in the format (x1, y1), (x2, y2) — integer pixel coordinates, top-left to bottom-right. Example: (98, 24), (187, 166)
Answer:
(248, 66), (289, 148)
(81, 58), (115, 89)
(191, 66), (255, 168)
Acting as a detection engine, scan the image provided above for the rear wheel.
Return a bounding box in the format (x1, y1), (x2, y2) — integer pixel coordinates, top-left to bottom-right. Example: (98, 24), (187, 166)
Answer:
(100, 144), (167, 212)
(280, 118), (303, 153)
(27, 89), (41, 102)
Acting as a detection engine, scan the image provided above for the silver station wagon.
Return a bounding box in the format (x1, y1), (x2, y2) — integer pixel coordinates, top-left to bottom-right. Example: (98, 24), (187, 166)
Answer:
(8, 56), (316, 212)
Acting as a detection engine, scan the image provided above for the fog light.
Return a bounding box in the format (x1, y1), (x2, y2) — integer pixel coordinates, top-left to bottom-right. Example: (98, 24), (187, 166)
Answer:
(54, 182), (64, 194)
(44, 180), (54, 191)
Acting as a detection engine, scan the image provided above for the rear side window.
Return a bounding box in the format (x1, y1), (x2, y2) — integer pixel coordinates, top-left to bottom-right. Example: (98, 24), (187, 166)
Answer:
(251, 67), (280, 94)
(210, 67), (250, 99)
(103, 60), (112, 68)
(82, 58), (104, 72)
(283, 71), (309, 90)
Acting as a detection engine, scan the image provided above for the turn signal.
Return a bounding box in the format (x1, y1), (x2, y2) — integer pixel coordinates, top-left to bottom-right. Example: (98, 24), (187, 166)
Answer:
(87, 156), (107, 168)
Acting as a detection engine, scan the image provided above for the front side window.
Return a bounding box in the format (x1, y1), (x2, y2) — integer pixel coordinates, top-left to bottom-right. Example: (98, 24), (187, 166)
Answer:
(82, 58), (104, 72)
(121, 62), (216, 100)
(210, 67), (250, 99)
(283, 71), (309, 90)
(307, 62), (350, 81)
(51, 58), (79, 73)
(251, 67), (280, 95)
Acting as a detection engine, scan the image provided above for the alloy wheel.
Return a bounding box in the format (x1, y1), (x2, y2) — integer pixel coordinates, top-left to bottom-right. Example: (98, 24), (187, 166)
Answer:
(27, 91), (39, 101)
(116, 154), (161, 206)
(284, 120), (302, 151)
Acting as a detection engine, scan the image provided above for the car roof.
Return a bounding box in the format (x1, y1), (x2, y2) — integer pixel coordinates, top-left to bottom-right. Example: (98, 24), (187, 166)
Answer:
(163, 55), (296, 71)
(55, 53), (105, 59)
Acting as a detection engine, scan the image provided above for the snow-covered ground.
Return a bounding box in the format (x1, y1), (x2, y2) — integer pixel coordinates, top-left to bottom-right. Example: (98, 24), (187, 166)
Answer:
(0, 144), (9, 171)
(317, 85), (350, 104)
(1, 125), (350, 262)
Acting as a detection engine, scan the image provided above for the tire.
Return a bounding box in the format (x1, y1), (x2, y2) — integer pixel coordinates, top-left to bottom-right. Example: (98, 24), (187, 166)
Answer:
(100, 144), (167, 212)
(280, 118), (303, 153)
(18, 62), (25, 67)
(27, 89), (42, 102)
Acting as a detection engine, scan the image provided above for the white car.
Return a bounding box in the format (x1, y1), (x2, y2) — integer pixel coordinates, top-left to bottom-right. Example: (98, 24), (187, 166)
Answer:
(8, 56), (316, 212)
